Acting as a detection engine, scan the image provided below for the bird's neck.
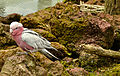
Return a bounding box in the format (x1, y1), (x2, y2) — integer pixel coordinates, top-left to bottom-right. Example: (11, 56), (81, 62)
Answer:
(12, 35), (22, 45)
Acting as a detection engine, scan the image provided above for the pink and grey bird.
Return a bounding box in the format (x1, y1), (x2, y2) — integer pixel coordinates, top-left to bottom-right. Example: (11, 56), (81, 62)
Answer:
(10, 22), (59, 61)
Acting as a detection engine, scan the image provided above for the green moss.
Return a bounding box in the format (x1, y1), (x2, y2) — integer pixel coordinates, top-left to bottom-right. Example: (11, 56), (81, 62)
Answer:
(104, 64), (120, 76)
(64, 0), (80, 4)
(51, 42), (70, 57)
(32, 29), (57, 41)
(0, 33), (16, 49)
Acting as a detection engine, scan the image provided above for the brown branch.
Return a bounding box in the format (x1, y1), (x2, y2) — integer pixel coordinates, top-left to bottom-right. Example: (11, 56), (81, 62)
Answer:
(79, 44), (120, 59)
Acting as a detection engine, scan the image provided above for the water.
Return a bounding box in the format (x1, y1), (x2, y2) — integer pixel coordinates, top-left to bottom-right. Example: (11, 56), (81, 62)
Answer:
(0, 0), (63, 16)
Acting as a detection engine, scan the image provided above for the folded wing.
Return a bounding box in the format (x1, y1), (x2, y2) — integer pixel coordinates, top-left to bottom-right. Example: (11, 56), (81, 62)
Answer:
(21, 29), (59, 61)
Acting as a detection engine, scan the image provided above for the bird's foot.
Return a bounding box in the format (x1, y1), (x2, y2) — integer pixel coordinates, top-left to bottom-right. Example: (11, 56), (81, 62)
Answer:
(16, 52), (28, 55)
(27, 50), (38, 53)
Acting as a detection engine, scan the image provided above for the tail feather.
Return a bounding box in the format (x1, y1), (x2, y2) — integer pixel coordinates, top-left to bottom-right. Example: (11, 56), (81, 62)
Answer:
(40, 49), (59, 61)
(45, 46), (58, 51)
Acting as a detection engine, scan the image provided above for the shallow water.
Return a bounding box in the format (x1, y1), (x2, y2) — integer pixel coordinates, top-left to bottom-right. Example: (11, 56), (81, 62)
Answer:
(0, 0), (63, 16)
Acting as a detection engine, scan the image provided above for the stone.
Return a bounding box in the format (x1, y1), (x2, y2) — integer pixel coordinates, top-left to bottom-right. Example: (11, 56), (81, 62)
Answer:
(67, 67), (88, 76)
(32, 29), (57, 41)
(0, 13), (21, 24)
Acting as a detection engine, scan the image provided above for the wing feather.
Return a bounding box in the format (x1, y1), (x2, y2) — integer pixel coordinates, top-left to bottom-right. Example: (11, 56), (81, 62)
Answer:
(21, 29), (51, 49)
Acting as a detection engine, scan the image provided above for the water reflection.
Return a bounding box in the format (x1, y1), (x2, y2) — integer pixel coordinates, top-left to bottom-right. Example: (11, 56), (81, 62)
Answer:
(0, 0), (63, 17)
(0, 1), (5, 16)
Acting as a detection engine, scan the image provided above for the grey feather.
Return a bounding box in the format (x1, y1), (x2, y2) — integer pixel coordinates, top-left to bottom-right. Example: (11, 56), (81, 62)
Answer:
(21, 29), (59, 60)
(41, 49), (59, 60)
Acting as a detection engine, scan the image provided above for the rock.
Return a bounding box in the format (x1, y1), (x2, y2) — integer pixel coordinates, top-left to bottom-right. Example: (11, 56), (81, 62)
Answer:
(0, 47), (22, 71)
(64, 0), (81, 4)
(112, 29), (120, 51)
(36, 67), (47, 76)
(61, 57), (80, 72)
(86, 0), (105, 5)
(20, 12), (51, 31)
(47, 61), (64, 76)
(0, 13), (21, 24)
(78, 50), (120, 72)
(97, 13), (120, 50)
(67, 67), (88, 76)
(104, 64), (120, 76)
(62, 57), (73, 64)
(0, 54), (47, 76)
(0, 23), (9, 34)
(0, 23), (16, 49)
(32, 29), (57, 41)
(51, 42), (68, 58)
(20, 2), (115, 53)
(114, 15), (120, 27)
(0, 48), (64, 76)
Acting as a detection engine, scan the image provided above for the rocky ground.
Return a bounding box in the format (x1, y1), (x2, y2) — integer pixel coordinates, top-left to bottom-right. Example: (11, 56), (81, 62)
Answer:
(0, 1), (120, 76)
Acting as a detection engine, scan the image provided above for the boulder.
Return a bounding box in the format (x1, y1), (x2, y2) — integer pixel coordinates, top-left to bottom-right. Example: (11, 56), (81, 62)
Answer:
(0, 54), (48, 76)
(104, 64), (120, 76)
(67, 67), (88, 76)
(0, 48), (64, 76)
(0, 23), (15, 49)
(20, 13), (51, 31)
(86, 0), (105, 5)
(32, 29), (57, 41)
(51, 42), (68, 59)
(0, 13), (21, 24)
(20, 2), (115, 53)
(97, 13), (120, 50)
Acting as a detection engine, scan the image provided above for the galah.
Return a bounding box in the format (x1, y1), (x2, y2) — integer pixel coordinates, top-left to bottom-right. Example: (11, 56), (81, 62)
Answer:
(10, 22), (59, 61)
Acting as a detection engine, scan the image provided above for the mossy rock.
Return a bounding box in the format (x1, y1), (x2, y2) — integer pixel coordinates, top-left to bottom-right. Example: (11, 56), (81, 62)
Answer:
(104, 64), (120, 76)
(0, 33), (16, 49)
(20, 11), (51, 31)
(0, 47), (22, 71)
(0, 23), (16, 49)
(50, 42), (69, 59)
(0, 13), (21, 24)
(20, 2), (115, 52)
(78, 51), (119, 72)
(32, 29), (57, 41)
(0, 48), (64, 76)
(111, 29), (120, 51)
(20, 17), (51, 31)
(64, 0), (80, 4)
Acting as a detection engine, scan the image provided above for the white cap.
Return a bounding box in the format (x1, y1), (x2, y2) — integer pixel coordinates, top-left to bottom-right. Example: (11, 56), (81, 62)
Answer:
(10, 22), (23, 28)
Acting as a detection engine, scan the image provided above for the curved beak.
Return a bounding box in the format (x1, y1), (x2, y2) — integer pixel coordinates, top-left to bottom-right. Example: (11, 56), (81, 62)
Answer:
(10, 29), (13, 33)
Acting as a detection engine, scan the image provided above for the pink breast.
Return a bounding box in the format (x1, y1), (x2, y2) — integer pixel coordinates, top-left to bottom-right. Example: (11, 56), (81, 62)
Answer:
(12, 35), (34, 51)
(20, 41), (34, 51)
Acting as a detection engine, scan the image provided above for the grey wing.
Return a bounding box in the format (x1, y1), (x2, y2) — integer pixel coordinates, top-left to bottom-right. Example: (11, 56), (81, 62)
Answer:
(23, 29), (51, 45)
(22, 30), (51, 49)
(23, 28), (39, 36)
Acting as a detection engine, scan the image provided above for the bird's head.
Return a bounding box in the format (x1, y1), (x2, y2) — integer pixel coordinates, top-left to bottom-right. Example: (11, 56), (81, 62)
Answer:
(10, 22), (24, 36)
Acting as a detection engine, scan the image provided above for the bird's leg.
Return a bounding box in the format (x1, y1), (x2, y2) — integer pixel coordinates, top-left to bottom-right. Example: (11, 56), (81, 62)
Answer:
(16, 52), (28, 55)
(24, 48), (38, 53)
(16, 48), (29, 55)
